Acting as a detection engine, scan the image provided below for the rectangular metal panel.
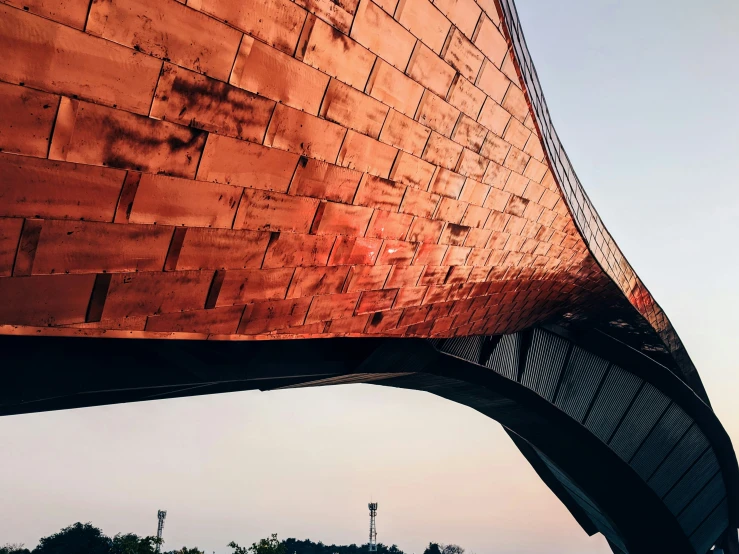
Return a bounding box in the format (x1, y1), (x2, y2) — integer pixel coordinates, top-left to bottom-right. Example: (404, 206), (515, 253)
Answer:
(631, 403), (692, 480)
(609, 382), (670, 462)
(553, 345), (609, 423)
(584, 365), (641, 443)
(522, 328), (568, 401)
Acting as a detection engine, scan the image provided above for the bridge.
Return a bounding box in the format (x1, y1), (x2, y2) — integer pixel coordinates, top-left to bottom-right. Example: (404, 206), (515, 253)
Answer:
(0, 0), (736, 552)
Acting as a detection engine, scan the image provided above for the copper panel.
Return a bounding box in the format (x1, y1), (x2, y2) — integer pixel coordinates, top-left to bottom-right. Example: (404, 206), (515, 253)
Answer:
(0, 0), (702, 368)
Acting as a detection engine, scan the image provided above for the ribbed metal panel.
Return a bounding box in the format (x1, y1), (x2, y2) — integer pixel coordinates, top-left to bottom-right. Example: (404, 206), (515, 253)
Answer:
(584, 366), (642, 443)
(521, 328), (569, 401)
(689, 498), (728, 554)
(485, 333), (519, 381)
(630, 403), (692, 480)
(554, 345), (609, 422)
(664, 448), (720, 515)
(440, 335), (484, 362)
(609, 383), (671, 462)
(648, 425), (710, 498)
(538, 452), (628, 552)
(678, 472), (726, 535)
(428, 327), (732, 553)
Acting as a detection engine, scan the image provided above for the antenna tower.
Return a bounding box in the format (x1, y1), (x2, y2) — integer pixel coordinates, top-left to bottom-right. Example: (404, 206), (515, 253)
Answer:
(368, 503), (378, 552)
(156, 510), (167, 553)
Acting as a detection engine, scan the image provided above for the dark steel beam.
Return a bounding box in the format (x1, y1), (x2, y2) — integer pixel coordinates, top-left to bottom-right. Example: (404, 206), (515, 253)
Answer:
(0, 331), (735, 553)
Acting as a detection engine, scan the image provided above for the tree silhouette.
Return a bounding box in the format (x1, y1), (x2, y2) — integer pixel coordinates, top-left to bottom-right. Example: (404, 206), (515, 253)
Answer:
(440, 545), (464, 554)
(422, 544), (442, 554)
(0, 544), (31, 554)
(281, 537), (403, 554)
(29, 523), (163, 554)
(110, 533), (161, 554)
(229, 534), (286, 554)
(34, 523), (111, 554)
(423, 542), (463, 554)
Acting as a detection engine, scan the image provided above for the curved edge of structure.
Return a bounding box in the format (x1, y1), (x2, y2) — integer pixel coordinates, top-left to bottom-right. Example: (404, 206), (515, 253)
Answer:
(492, 3), (739, 546)
(2, 331), (736, 552)
(493, 0), (705, 398)
(432, 328), (739, 537)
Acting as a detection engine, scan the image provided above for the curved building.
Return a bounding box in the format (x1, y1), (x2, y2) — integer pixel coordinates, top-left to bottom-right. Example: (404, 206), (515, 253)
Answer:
(0, 0), (736, 552)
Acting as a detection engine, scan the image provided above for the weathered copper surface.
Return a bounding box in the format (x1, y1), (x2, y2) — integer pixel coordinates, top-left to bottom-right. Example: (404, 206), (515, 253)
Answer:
(0, 0), (695, 381)
(2, 3), (738, 551)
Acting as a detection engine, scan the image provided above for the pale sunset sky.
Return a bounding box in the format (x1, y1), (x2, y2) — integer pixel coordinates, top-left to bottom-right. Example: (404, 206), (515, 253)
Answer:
(2, 1), (738, 553)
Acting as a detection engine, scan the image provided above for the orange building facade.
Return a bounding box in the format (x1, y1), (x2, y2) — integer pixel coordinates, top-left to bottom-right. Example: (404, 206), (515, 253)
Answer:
(0, 1), (737, 553)
(0, 0), (612, 341)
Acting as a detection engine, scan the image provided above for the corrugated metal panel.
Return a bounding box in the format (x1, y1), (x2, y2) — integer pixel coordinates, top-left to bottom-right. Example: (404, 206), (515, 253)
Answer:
(609, 383), (670, 462)
(648, 425), (710, 497)
(428, 326), (730, 554)
(522, 328), (569, 401)
(664, 449), (720, 515)
(485, 332), (519, 381)
(584, 365), (642, 443)
(678, 472), (726, 535)
(630, 403), (692, 480)
(554, 345), (609, 422)
(440, 335), (484, 362)
(688, 498), (728, 554)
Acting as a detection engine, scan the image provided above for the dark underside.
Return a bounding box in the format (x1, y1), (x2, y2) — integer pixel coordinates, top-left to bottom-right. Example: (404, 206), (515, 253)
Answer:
(2, 325), (736, 554)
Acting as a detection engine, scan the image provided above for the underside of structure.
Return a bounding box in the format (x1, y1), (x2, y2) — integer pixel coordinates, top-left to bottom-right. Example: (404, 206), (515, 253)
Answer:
(0, 0), (736, 552)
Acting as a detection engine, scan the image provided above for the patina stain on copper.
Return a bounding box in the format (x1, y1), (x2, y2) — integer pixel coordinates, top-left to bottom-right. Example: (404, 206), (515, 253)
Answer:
(0, 0), (696, 368)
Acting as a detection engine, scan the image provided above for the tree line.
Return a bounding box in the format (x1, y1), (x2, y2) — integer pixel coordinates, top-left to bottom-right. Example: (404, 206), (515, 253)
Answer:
(1, 523), (199, 554)
(1, 522), (464, 554)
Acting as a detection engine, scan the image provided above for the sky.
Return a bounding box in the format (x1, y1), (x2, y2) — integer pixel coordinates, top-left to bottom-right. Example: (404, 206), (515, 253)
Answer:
(2, 1), (738, 553)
